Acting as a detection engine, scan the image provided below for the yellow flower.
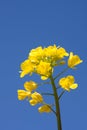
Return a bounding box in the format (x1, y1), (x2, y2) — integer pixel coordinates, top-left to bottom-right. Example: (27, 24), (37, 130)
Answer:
(38, 105), (51, 113)
(20, 45), (69, 79)
(17, 90), (31, 100)
(56, 47), (69, 59)
(29, 99), (38, 106)
(44, 44), (58, 58)
(36, 61), (52, 80)
(59, 75), (78, 91)
(44, 45), (68, 62)
(29, 46), (43, 57)
(29, 46), (45, 62)
(68, 52), (83, 68)
(24, 81), (38, 92)
(20, 59), (35, 78)
(29, 92), (43, 106)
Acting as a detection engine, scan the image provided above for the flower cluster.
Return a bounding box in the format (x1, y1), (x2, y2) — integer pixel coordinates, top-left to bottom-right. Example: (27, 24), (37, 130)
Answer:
(17, 80), (51, 113)
(17, 44), (83, 114)
(20, 45), (69, 80)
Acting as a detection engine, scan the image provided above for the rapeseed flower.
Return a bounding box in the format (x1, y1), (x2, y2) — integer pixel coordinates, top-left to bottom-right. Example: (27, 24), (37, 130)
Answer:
(17, 90), (31, 100)
(24, 81), (38, 92)
(20, 59), (35, 78)
(38, 105), (51, 113)
(36, 61), (52, 80)
(56, 47), (69, 59)
(29, 92), (43, 106)
(29, 46), (45, 62)
(20, 45), (69, 78)
(59, 75), (78, 91)
(43, 45), (69, 62)
(68, 52), (83, 68)
(17, 81), (38, 100)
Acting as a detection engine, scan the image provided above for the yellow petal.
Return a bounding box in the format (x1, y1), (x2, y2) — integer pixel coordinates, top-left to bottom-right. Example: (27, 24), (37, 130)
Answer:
(31, 92), (43, 103)
(41, 76), (48, 80)
(70, 83), (78, 89)
(17, 90), (31, 100)
(29, 99), (38, 106)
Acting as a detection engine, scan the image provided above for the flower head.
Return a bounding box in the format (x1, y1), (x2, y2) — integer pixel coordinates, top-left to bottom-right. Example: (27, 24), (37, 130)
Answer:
(38, 105), (51, 113)
(68, 52), (83, 68)
(59, 75), (78, 91)
(19, 45), (69, 78)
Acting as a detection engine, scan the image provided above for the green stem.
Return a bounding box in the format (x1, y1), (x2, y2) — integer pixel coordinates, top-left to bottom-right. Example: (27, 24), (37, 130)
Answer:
(58, 90), (65, 100)
(54, 67), (69, 80)
(50, 75), (62, 130)
(48, 105), (56, 115)
(38, 81), (51, 86)
(41, 93), (54, 96)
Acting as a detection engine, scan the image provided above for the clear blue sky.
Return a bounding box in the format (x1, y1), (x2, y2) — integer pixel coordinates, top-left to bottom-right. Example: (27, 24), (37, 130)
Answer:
(0, 0), (87, 130)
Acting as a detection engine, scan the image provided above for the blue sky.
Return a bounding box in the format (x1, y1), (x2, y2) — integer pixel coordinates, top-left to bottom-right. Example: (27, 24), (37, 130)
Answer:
(0, 0), (87, 130)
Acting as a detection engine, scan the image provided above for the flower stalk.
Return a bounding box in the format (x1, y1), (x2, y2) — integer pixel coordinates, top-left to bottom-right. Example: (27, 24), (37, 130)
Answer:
(50, 75), (62, 130)
(54, 67), (69, 80)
